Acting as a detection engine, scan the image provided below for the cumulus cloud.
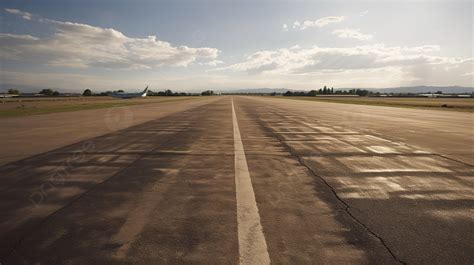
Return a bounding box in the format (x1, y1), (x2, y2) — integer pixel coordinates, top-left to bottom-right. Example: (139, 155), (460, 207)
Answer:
(402, 45), (440, 53)
(290, 45), (301, 50)
(213, 44), (473, 86)
(360, 10), (369, 17)
(292, 16), (345, 30)
(199, 60), (224, 66)
(332, 28), (373, 41)
(282, 24), (288, 31)
(5, 8), (32, 20)
(1, 9), (220, 69)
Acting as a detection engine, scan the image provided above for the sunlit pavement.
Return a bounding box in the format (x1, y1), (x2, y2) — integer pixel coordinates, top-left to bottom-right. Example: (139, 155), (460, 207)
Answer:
(0, 96), (472, 264)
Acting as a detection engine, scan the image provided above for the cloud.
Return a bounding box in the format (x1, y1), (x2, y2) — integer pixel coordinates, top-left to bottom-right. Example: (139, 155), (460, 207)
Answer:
(199, 60), (224, 66)
(282, 24), (288, 32)
(213, 44), (473, 86)
(290, 45), (301, 50)
(360, 10), (369, 17)
(1, 9), (220, 69)
(332, 28), (373, 41)
(292, 16), (345, 30)
(402, 45), (440, 53)
(5, 8), (32, 20)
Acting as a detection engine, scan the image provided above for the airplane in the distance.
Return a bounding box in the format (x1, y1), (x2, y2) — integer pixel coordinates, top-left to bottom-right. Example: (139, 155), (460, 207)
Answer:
(111, 86), (149, 99)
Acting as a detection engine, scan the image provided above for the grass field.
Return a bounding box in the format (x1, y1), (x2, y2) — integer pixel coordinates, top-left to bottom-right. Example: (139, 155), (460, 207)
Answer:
(276, 96), (474, 112)
(0, 96), (199, 118)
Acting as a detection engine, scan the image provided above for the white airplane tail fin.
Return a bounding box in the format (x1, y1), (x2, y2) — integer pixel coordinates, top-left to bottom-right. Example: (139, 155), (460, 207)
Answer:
(141, 86), (149, 97)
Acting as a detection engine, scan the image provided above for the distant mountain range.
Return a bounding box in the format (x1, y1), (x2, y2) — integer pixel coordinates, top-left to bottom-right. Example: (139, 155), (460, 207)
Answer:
(223, 88), (291, 94)
(224, 86), (474, 94)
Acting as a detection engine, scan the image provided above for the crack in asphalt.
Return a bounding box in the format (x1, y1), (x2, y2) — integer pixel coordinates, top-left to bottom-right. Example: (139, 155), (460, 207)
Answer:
(244, 106), (408, 265)
(433, 153), (474, 168)
(292, 154), (408, 265)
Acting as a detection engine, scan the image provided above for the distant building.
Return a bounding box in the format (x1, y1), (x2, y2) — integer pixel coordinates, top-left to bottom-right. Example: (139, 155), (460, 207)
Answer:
(60, 93), (81, 97)
(418, 93), (472, 98)
(16, 93), (45, 97)
(418, 93), (439, 98)
(0, 93), (17, 98)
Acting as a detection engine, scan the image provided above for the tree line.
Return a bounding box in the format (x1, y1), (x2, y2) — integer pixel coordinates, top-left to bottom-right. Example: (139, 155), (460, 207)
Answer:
(82, 89), (215, 96)
(281, 86), (371, 97)
(38, 88), (61, 96)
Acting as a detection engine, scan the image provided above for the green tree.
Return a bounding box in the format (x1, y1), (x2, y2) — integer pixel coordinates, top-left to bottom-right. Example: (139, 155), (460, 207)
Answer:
(83, 89), (93, 96)
(201, 90), (214, 96)
(52, 91), (60, 96)
(39, 89), (54, 96)
(7, 89), (19, 94)
(356, 89), (369, 96)
(308, 90), (317, 96)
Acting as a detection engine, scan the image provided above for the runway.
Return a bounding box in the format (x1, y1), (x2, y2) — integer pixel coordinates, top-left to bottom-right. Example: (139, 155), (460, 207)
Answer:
(0, 96), (472, 264)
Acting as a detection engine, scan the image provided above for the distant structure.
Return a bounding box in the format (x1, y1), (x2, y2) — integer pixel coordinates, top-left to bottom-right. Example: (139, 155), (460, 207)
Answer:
(418, 93), (472, 98)
(0, 93), (17, 98)
(111, 86), (148, 99)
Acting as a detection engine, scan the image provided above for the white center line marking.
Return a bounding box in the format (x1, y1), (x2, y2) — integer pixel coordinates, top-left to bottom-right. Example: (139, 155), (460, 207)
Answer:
(232, 98), (271, 265)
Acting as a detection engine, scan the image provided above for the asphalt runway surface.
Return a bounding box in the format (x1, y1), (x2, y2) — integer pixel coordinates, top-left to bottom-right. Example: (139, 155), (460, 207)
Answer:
(0, 97), (218, 166)
(0, 96), (472, 264)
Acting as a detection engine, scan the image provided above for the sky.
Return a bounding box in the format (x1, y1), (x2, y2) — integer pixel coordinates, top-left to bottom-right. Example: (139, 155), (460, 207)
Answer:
(0, 0), (473, 92)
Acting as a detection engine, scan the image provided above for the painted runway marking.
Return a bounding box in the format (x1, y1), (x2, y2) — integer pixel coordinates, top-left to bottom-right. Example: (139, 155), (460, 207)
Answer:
(232, 98), (270, 265)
